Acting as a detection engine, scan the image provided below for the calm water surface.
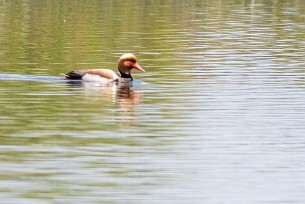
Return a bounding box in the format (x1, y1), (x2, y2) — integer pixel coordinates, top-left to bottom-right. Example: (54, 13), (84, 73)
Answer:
(1, 0), (305, 203)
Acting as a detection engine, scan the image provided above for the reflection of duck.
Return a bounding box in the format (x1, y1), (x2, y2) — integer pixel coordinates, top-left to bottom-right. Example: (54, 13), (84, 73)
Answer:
(116, 83), (142, 105)
(63, 54), (145, 83)
(115, 84), (142, 124)
(64, 80), (143, 125)
(65, 80), (142, 105)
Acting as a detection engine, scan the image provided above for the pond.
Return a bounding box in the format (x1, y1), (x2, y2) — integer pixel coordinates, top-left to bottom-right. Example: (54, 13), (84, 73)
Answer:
(1, 0), (305, 203)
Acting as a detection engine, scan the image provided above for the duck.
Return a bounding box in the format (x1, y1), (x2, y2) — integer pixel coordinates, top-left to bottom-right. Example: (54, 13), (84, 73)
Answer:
(64, 54), (145, 83)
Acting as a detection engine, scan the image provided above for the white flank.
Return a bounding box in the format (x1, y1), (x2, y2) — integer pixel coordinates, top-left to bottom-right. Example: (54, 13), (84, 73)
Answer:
(112, 73), (118, 81)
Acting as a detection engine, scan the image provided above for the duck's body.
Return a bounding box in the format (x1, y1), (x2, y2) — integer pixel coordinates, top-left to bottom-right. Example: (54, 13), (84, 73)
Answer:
(64, 54), (144, 83)
(64, 69), (128, 83)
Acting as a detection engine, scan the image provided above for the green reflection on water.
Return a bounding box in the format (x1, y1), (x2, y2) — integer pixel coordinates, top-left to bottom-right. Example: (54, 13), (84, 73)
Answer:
(0, 0), (304, 77)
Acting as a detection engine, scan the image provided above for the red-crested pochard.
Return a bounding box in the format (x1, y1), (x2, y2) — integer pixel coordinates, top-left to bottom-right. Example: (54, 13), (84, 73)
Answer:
(64, 54), (145, 83)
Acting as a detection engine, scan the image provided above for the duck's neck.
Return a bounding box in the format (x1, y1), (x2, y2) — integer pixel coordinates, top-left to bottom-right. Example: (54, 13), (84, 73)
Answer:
(119, 70), (131, 78)
(119, 69), (133, 80)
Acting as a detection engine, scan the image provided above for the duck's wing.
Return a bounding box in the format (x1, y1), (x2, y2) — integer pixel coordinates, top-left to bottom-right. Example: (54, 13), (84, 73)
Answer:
(85, 69), (118, 80)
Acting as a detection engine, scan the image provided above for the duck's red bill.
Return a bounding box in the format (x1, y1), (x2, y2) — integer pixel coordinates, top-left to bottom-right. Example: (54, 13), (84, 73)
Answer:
(133, 63), (145, 72)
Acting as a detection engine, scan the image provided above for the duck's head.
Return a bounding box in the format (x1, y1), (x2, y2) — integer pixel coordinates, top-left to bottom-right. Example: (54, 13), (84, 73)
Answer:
(118, 54), (145, 76)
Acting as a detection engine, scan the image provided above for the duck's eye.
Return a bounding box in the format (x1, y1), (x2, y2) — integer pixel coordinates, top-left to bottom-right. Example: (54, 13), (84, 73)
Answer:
(129, 59), (136, 63)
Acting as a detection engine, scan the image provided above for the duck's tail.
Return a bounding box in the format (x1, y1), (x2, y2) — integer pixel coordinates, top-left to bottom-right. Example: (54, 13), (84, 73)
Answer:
(60, 71), (83, 80)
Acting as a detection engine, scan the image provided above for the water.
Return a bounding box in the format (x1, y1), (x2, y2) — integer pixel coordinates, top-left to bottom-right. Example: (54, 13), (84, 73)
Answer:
(1, 0), (305, 203)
